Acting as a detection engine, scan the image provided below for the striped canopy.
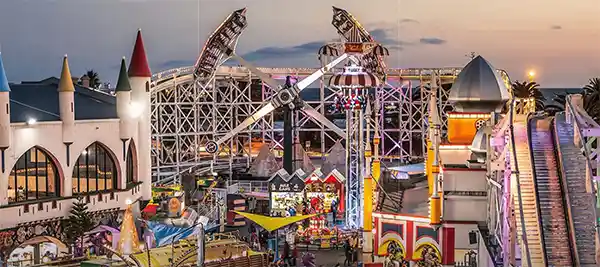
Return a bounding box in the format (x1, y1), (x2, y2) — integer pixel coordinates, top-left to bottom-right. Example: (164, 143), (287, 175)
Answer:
(329, 68), (380, 88)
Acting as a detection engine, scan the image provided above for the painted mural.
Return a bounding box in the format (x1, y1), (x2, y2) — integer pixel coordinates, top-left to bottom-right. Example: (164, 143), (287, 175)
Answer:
(374, 213), (455, 266)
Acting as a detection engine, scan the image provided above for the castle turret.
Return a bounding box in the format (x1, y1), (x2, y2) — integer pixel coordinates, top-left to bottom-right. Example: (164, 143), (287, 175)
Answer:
(0, 53), (11, 173)
(128, 29), (152, 200)
(116, 57), (134, 159)
(58, 55), (75, 149)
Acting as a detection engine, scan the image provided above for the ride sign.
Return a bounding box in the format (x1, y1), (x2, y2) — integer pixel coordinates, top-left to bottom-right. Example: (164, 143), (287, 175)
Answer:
(269, 175), (305, 192)
(205, 141), (218, 154)
(344, 43), (364, 53)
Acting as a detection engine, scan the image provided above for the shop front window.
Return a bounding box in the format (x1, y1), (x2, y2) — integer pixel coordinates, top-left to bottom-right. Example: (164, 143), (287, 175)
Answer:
(72, 142), (117, 194)
(8, 147), (60, 203)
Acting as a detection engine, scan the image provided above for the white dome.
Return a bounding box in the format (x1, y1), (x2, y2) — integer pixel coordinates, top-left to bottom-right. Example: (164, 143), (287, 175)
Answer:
(449, 56), (510, 113)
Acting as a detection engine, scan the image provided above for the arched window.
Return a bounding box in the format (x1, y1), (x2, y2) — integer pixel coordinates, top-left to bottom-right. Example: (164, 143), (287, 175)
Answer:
(72, 142), (117, 194)
(126, 141), (136, 184)
(8, 147), (60, 203)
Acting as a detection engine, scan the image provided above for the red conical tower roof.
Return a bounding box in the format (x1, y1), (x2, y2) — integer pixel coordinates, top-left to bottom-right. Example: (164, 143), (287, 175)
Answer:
(128, 29), (151, 78)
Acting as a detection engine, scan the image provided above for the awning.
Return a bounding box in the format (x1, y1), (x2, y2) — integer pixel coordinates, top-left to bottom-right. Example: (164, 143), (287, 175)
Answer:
(20, 236), (67, 249)
(329, 67), (380, 88)
(142, 203), (159, 215)
(233, 211), (319, 232)
(388, 163), (425, 179)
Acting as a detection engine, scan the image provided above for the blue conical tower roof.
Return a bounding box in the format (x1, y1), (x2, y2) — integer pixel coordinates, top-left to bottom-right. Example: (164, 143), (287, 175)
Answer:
(0, 53), (10, 92)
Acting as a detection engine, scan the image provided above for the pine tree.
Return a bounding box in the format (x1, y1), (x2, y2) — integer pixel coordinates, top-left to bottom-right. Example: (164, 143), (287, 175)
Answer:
(63, 197), (94, 256)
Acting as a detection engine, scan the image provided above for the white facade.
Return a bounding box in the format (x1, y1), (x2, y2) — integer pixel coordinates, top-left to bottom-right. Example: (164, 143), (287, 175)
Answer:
(0, 117), (148, 230)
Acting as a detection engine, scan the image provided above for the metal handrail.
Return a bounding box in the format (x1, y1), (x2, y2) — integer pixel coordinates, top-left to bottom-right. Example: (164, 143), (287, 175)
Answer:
(508, 99), (533, 267)
(229, 180), (269, 194)
(563, 94), (600, 247)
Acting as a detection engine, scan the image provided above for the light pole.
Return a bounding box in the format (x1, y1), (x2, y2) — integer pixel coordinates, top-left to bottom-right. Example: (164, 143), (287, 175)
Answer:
(527, 70), (535, 82)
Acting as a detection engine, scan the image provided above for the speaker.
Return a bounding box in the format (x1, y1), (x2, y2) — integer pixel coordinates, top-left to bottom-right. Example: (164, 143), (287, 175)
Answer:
(469, 231), (477, 244)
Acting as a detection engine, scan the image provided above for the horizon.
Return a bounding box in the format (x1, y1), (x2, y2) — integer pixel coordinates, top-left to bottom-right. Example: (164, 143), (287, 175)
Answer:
(0, 0), (599, 88)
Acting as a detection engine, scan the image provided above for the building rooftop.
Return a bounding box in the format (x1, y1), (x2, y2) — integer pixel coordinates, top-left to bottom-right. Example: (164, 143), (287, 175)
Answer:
(128, 29), (152, 78)
(9, 77), (117, 123)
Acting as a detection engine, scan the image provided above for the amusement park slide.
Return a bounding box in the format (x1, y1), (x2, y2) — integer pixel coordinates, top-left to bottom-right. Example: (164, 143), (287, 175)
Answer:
(553, 113), (597, 266)
(512, 114), (597, 266)
(527, 116), (572, 266)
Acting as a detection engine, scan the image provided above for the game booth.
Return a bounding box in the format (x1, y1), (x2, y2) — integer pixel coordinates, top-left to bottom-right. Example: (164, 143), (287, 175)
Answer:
(142, 185), (185, 219)
(268, 169), (306, 217)
(296, 169), (346, 248)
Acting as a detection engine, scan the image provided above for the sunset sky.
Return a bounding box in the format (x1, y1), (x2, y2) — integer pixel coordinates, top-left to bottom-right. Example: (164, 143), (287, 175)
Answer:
(0, 0), (599, 88)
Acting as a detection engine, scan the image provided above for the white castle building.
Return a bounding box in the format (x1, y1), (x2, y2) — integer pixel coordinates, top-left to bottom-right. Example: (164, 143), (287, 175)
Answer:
(0, 30), (152, 258)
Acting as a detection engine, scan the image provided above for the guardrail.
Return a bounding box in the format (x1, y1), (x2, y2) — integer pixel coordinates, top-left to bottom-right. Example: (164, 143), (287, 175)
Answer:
(153, 162), (248, 185)
(228, 180), (269, 194)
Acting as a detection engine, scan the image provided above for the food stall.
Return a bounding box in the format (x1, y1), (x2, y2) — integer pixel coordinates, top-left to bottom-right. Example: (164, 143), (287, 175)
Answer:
(304, 170), (345, 215)
(297, 170), (346, 248)
(143, 185), (185, 219)
(268, 170), (306, 217)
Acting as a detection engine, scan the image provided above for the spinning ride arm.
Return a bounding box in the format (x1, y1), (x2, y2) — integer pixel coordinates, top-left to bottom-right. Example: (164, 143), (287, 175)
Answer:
(211, 53), (349, 150)
(331, 6), (387, 76)
(193, 8), (248, 80)
(220, 46), (346, 140)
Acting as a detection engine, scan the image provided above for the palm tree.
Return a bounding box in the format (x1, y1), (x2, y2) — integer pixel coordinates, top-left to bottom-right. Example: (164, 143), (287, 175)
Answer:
(543, 78), (600, 122)
(541, 93), (567, 116)
(84, 70), (101, 88)
(511, 80), (545, 110)
(583, 78), (600, 122)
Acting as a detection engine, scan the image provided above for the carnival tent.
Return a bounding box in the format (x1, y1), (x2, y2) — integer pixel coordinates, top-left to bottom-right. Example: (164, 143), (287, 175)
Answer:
(233, 211), (319, 232)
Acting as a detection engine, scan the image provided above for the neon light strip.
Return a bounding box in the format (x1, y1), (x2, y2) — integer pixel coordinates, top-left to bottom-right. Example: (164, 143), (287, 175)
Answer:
(447, 113), (491, 119)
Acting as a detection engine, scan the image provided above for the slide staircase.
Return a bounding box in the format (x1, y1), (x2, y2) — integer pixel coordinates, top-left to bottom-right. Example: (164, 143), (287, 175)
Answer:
(554, 113), (597, 266)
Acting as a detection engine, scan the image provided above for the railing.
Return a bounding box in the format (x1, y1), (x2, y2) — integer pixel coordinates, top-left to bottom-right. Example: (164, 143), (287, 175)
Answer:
(228, 181), (269, 194)
(563, 94), (600, 262)
(0, 183), (142, 231)
(153, 162), (247, 185)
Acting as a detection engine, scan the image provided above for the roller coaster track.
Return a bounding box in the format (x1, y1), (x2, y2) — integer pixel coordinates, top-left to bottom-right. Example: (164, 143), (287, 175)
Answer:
(151, 65), (463, 89)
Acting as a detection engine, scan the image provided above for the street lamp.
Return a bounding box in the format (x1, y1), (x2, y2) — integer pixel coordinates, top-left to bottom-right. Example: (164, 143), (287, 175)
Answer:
(527, 70), (535, 82)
